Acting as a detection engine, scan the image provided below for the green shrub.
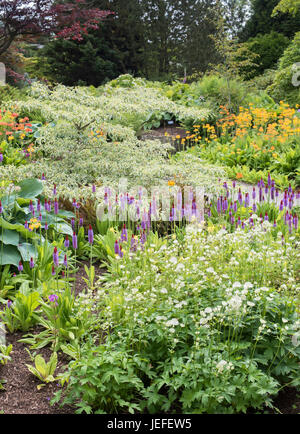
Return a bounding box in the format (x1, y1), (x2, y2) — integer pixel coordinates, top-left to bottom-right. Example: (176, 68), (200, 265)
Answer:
(268, 32), (300, 105)
(242, 32), (290, 79)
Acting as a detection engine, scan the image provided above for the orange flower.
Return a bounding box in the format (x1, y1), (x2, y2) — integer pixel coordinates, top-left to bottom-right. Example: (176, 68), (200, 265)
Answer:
(168, 180), (175, 186)
(236, 173), (243, 179)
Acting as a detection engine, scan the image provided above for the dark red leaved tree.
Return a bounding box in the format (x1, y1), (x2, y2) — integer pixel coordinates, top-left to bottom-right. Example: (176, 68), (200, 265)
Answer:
(0, 0), (112, 56)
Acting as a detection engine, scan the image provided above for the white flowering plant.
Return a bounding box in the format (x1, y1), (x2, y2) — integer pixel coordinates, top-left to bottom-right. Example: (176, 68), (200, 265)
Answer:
(53, 223), (300, 414)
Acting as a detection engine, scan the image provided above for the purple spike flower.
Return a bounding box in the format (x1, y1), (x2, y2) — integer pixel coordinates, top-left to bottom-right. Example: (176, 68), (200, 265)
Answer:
(245, 193), (250, 207)
(114, 240), (120, 255)
(29, 257), (35, 269)
(64, 235), (70, 248)
(88, 225), (94, 245)
(72, 232), (78, 250)
(130, 234), (137, 252)
(63, 254), (68, 267)
(18, 261), (23, 272)
(121, 224), (127, 242)
(53, 247), (59, 267)
(293, 214), (298, 230)
(54, 198), (59, 215)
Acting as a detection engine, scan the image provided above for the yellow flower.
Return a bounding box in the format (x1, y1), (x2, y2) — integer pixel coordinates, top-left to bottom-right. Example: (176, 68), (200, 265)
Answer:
(168, 180), (175, 187)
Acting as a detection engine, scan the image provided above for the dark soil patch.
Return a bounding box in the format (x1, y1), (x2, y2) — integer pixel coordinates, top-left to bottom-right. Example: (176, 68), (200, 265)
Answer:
(0, 261), (105, 415)
(138, 125), (187, 144)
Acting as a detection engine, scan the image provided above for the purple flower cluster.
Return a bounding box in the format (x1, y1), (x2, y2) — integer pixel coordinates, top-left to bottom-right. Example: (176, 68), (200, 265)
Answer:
(209, 177), (299, 234)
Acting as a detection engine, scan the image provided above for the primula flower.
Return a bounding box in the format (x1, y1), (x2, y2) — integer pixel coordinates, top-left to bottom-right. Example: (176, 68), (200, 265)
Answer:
(18, 261), (23, 272)
(54, 198), (59, 215)
(88, 224), (94, 244)
(121, 224), (127, 242)
(29, 257), (35, 269)
(64, 235), (70, 248)
(7, 300), (12, 309)
(114, 240), (120, 255)
(63, 254), (68, 267)
(53, 247), (59, 267)
(49, 294), (58, 303)
(72, 232), (78, 250)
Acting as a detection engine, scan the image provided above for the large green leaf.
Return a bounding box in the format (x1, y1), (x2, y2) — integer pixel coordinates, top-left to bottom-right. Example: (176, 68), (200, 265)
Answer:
(18, 179), (43, 199)
(17, 243), (39, 262)
(0, 218), (38, 241)
(0, 245), (21, 266)
(51, 222), (73, 236)
(0, 229), (19, 246)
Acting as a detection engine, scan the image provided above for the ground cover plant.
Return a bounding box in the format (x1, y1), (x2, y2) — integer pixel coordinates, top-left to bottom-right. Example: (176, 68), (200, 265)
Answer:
(0, 71), (299, 415)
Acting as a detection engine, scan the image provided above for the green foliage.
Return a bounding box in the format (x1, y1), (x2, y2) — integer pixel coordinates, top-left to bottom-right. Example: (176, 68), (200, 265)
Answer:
(240, 0), (300, 41)
(0, 178), (73, 267)
(41, 30), (122, 86)
(0, 290), (40, 333)
(52, 343), (144, 414)
(20, 287), (93, 351)
(52, 225), (300, 414)
(272, 0), (300, 16)
(0, 344), (12, 366)
(243, 32), (290, 78)
(268, 32), (300, 104)
(26, 352), (58, 390)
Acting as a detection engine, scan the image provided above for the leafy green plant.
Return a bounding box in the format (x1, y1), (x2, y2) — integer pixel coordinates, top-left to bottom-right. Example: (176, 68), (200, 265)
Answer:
(26, 351), (58, 390)
(52, 344), (144, 414)
(20, 288), (92, 351)
(0, 290), (40, 332)
(0, 344), (12, 366)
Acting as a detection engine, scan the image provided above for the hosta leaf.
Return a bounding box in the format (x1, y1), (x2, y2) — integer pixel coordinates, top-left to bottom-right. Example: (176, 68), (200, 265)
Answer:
(0, 244), (21, 266)
(0, 229), (19, 246)
(18, 179), (43, 199)
(17, 243), (39, 262)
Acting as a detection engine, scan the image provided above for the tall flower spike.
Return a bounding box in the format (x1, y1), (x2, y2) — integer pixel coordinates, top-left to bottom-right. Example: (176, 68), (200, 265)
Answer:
(114, 240), (120, 255)
(121, 224), (127, 242)
(72, 232), (78, 250)
(54, 198), (59, 215)
(88, 224), (94, 244)
(53, 247), (59, 267)
(64, 235), (70, 248)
